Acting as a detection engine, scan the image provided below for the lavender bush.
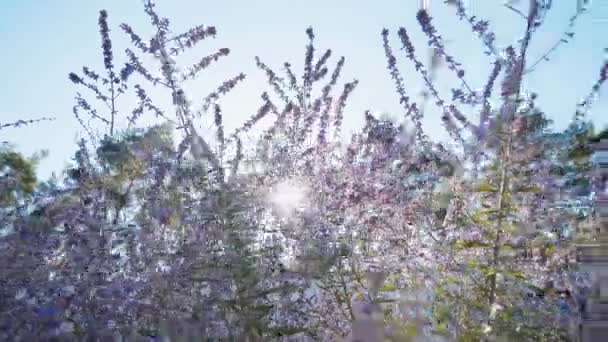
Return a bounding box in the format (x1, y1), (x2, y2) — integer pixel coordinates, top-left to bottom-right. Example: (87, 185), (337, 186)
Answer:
(1, 0), (608, 341)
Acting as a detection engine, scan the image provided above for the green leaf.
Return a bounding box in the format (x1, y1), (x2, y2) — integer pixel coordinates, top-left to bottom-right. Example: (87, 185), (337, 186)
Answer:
(379, 280), (397, 292)
(484, 267), (497, 278)
(446, 276), (460, 284)
(374, 298), (397, 304)
(515, 185), (542, 193)
(478, 183), (498, 192)
(467, 260), (480, 271)
(252, 304), (274, 314)
(435, 321), (448, 335)
(502, 224), (519, 233)
(405, 322), (418, 338)
(454, 240), (491, 249)
(265, 326), (309, 336)
(505, 270), (526, 280)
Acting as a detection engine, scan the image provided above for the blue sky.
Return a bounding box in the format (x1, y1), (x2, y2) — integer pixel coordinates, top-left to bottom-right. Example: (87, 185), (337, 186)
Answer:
(1, 0), (607, 180)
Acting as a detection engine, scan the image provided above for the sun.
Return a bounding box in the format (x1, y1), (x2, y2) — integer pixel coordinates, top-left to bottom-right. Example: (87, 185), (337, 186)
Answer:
(268, 178), (308, 215)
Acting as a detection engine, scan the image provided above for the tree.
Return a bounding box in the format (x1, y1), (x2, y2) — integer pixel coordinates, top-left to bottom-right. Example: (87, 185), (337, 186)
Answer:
(372, 1), (600, 340)
(0, 147), (38, 208)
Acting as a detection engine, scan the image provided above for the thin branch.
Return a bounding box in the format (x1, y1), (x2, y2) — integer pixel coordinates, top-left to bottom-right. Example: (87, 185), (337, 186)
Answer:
(504, 4), (528, 20)
(524, 8), (586, 75)
(0, 117), (55, 130)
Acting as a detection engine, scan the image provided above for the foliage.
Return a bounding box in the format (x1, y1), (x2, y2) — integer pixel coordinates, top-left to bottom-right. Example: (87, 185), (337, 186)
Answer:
(1, 0), (606, 341)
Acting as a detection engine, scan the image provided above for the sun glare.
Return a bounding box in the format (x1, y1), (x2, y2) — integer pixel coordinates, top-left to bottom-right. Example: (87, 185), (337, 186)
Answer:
(268, 178), (308, 215)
